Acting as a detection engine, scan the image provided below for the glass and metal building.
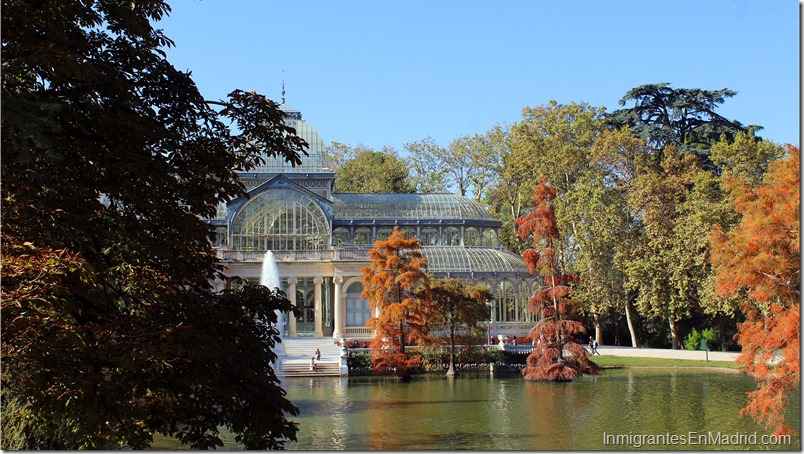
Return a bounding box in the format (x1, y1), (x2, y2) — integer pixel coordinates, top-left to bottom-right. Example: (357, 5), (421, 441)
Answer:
(207, 103), (537, 341)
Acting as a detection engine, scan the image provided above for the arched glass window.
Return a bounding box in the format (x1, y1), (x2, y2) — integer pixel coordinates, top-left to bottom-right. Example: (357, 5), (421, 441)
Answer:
(519, 281), (533, 322)
(421, 227), (439, 246)
(400, 227), (417, 239)
(476, 281), (493, 322)
(495, 281), (516, 322)
(333, 227), (350, 246)
(345, 282), (371, 327)
(482, 229), (497, 247)
(230, 189), (329, 251)
(442, 227), (461, 246)
(464, 227), (480, 246)
(210, 226), (227, 248)
(376, 227), (393, 242)
(354, 228), (372, 246)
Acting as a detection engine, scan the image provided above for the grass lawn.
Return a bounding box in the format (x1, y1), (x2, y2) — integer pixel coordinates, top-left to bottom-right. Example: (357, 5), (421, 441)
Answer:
(591, 355), (743, 370)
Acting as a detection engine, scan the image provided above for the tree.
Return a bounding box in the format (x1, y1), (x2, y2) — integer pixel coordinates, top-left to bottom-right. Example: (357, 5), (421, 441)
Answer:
(404, 136), (449, 193)
(516, 180), (597, 381)
(2, 0), (305, 448)
(333, 145), (415, 193)
(606, 83), (761, 170)
(423, 278), (492, 378)
(513, 101), (605, 197)
(326, 141), (358, 173)
(404, 134), (489, 197)
(577, 127), (653, 347)
(361, 228), (431, 380)
(625, 147), (708, 349)
(711, 145), (800, 436)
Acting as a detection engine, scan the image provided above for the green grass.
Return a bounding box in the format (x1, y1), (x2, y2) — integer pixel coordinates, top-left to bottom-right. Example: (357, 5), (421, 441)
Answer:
(591, 355), (743, 370)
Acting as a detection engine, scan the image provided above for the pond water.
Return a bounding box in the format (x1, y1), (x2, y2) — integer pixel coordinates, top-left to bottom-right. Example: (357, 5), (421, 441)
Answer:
(151, 369), (800, 450)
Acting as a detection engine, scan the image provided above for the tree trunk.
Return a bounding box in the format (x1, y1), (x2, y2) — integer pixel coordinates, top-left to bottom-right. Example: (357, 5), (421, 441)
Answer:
(593, 314), (602, 345)
(669, 319), (680, 350)
(446, 325), (458, 378)
(624, 299), (639, 348)
(399, 319), (405, 354)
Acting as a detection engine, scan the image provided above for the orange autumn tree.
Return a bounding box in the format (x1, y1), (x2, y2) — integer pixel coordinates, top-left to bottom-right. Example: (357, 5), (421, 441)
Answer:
(361, 227), (432, 379)
(516, 179), (597, 381)
(711, 145), (800, 436)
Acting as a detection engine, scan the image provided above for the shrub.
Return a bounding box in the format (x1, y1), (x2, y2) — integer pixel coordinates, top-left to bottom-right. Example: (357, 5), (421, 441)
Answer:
(346, 352), (372, 370)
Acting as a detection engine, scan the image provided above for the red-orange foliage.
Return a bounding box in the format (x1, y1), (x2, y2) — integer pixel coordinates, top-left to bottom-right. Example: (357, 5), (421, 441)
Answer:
(516, 179), (597, 381)
(361, 227), (431, 377)
(711, 145), (800, 436)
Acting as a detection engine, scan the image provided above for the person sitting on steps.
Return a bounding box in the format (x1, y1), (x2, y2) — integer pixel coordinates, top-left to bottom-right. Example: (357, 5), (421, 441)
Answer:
(310, 356), (318, 371)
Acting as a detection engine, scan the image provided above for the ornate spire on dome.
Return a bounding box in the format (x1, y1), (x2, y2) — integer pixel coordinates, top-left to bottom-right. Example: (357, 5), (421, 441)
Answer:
(278, 71), (302, 121)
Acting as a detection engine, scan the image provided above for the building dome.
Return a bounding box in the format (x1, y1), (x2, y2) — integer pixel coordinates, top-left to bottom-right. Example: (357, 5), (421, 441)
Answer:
(331, 193), (498, 222)
(243, 104), (332, 174)
(420, 246), (530, 275)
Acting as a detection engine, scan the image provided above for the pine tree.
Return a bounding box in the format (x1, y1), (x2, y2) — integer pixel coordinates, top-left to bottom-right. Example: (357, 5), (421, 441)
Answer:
(361, 227), (431, 380)
(711, 145), (800, 436)
(516, 180), (597, 381)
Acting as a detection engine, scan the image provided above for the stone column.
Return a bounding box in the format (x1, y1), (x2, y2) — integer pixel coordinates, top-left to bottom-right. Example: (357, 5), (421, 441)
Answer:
(332, 276), (344, 340)
(287, 277), (298, 337)
(313, 276), (324, 337)
(490, 287), (497, 340)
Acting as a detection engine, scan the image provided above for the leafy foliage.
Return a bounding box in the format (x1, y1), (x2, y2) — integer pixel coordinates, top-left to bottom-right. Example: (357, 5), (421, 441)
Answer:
(422, 278), (492, 376)
(2, 0), (305, 448)
(711, 145), (800, 436)
(361, 228), (431, 378)
(516, 180), (597, 381)
(332, 145), (415, 193)
(605, 83), (760, 170)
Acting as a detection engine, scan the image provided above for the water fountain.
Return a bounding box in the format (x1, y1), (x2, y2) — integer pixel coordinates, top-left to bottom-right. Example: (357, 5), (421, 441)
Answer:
(260, 250), (284, 336)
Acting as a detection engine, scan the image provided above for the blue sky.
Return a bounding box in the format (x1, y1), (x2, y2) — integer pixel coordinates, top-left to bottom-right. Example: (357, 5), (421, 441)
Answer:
(159, 0), (800, 152)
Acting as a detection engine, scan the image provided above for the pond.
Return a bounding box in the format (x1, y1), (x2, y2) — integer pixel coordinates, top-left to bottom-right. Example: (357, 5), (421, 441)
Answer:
(153, 369), (800, 450)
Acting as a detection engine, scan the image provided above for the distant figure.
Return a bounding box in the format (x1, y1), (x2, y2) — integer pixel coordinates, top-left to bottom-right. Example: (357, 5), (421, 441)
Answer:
(362, 342), (368, 348)
(351, 340), (359, 348)
(589, 336), (599, 355)
(315, 348), (321, 361)
(310, 356), (318, 371)
(510, 337), (517, 346)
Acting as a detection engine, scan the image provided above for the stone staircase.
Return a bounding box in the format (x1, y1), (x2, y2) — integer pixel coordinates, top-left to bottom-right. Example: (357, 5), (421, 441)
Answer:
(278, 337), (345, 377)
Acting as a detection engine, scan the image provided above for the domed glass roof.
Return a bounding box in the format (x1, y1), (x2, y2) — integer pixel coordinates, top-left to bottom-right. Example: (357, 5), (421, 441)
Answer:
(246, 105), (332, 173)
(332, 193), (497, 221)
(420, 246), (529, 274)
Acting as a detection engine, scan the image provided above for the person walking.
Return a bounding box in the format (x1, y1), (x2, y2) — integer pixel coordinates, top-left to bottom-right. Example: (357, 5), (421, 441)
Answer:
(315, 348), (321, 361)
(589, 336), (599, 355)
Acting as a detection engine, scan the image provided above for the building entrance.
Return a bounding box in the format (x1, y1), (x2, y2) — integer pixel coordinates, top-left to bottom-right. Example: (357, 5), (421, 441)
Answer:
(295, 278), (316, 337)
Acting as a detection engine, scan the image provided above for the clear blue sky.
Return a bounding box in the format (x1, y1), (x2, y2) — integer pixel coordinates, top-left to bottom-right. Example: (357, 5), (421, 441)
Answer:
(159, 0), (800, 152)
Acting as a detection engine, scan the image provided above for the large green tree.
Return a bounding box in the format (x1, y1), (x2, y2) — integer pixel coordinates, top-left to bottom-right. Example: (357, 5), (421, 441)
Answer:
(2, 0), (305, 448)
(625, 147), (720, 349)
(605, 83), (760, 170)
(423, 278), (492, 378)
(403, 136), (449, 194)
(333, 145), (415, 193)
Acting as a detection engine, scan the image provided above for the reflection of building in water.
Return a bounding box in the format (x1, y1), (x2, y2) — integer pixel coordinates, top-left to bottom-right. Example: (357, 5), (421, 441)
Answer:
(206, 102), (537, 341)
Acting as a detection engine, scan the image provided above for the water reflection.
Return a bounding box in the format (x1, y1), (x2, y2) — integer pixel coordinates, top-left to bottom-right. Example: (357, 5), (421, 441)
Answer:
(281, 370), (799, 450)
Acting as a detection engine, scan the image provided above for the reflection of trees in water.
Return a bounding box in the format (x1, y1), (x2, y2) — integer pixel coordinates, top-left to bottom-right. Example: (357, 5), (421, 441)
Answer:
(280, 372), (795, 450)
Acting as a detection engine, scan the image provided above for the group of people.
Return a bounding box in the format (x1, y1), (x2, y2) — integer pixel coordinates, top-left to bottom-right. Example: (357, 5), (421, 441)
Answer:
(588, 336), (599, 355)
(346, 339), (368, 349)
